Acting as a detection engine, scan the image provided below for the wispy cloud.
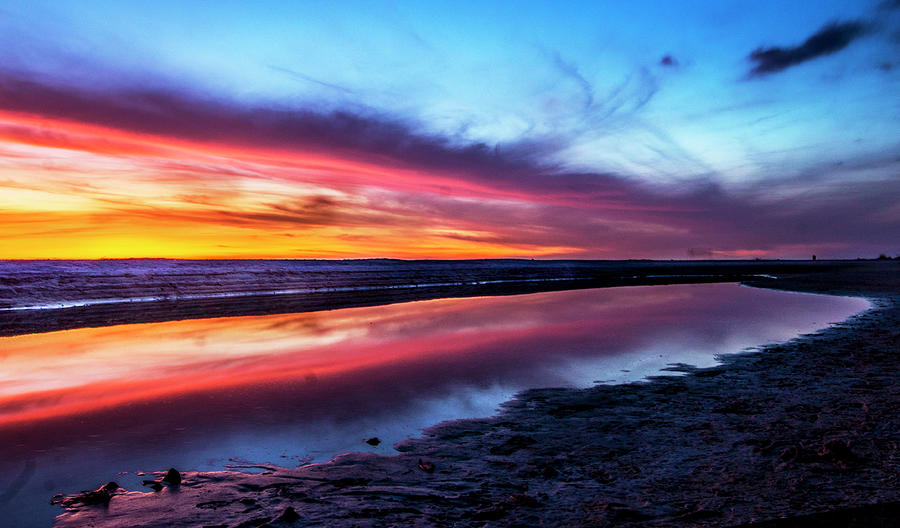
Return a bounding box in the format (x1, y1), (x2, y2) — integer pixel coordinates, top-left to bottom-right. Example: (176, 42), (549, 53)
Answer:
(550, 52), (594, 112)
(268, 65), (356, 95)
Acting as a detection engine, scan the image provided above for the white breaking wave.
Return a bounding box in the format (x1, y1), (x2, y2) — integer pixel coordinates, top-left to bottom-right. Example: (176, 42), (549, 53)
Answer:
(0, 274), (778, 312)
(0, 277), (578, 312)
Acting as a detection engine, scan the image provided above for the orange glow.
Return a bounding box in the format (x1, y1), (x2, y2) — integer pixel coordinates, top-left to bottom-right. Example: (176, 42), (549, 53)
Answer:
(0, 109), (585, 259)
(0, 211), (575, 259)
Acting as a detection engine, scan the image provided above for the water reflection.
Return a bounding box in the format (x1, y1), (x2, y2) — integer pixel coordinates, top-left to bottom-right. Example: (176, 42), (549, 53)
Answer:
(0, 284), (869, 527)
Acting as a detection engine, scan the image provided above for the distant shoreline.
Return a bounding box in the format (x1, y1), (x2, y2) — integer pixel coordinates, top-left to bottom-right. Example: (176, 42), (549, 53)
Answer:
(0, 259), (843, 337)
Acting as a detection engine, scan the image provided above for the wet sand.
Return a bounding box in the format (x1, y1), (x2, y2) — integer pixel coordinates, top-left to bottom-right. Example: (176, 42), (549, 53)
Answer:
(50, 260), (900, 526)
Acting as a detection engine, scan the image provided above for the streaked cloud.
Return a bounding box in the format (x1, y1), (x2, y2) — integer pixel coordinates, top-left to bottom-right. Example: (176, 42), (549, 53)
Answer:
(748, 21), (869, 76)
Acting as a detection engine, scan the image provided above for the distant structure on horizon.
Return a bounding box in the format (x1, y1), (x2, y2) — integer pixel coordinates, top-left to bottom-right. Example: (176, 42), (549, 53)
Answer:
(687, 248), (714, 259)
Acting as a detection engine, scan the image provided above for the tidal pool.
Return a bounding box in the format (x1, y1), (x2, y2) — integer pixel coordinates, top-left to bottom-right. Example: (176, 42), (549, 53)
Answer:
(0, 283), (869, 527)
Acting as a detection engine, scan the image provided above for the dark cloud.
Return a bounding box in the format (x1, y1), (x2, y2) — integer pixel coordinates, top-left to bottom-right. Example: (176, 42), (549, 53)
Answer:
(264, 196), (341, 225)
(748, 21), (868, 76)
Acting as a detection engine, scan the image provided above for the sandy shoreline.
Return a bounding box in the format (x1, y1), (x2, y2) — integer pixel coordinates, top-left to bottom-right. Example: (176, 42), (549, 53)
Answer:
(0, 259), (833, 337)
(51, 261), (900, 526)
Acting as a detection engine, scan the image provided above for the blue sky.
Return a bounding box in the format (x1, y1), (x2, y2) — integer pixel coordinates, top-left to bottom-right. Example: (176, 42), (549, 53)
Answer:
(0, 1), (897, 258)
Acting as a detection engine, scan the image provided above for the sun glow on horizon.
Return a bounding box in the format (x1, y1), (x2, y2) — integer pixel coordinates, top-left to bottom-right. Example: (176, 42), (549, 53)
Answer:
(0, 110), (585, 259)
(1, 0), (897, 260)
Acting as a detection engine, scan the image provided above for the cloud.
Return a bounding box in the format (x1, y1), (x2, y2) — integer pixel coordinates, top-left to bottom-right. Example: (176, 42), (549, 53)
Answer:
(748, 21), (868, 76)
(543, 50), (661, 134)
(268, 65), (356, 95)
(659, 55), (677, 67)
(0, 72), (572, 198)
(550, 52), (594, 111)
(1, 70), (899, 259)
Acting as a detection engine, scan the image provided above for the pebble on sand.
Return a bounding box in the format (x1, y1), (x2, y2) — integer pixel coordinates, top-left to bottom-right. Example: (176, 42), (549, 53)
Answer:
(417, 459), (435, 473)
(162, 468), (182, 486)
(278, 506), (301, 522)
(51, 482), (120, 507)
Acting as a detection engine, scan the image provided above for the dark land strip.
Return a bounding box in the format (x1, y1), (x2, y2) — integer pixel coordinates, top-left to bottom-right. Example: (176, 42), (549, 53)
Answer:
(1, 259), (841, 337)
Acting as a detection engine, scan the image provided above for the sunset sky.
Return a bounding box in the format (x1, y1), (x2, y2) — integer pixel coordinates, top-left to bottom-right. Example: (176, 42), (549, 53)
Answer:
(1, 1), (898, 259)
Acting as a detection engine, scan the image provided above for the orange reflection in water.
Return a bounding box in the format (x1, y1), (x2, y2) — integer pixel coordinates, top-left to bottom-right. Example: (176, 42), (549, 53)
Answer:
(0, 284), (868, 436)
(0, 290), (574, 427)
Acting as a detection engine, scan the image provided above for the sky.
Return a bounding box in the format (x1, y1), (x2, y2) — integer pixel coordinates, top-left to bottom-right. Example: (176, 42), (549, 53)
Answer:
(0, 0), (898, 259)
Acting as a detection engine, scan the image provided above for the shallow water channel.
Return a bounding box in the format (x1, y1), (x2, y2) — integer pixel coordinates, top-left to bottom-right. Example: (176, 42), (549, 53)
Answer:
(0, 283), (870, 527)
